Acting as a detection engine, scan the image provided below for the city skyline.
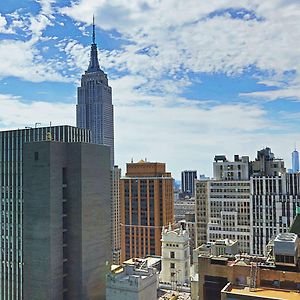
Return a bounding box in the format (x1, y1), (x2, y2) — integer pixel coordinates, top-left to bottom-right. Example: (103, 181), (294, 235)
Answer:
(0, 1), (300, 177)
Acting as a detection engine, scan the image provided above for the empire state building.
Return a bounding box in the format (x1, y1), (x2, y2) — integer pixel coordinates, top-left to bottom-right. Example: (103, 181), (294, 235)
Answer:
(76, 19), (114, 166)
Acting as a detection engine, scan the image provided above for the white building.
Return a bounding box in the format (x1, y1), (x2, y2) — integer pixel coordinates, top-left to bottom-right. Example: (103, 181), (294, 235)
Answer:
(106, 264), (158, 300)
(213, 155), (250, 181)
(160, 225), (190, 285)
(195, 179), (251, 254)
(251, 173), (300, 255)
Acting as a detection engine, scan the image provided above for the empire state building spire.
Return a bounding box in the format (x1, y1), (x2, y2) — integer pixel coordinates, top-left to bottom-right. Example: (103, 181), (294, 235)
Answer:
(86, 16), (101, 73)
(77, 15), (114, 167)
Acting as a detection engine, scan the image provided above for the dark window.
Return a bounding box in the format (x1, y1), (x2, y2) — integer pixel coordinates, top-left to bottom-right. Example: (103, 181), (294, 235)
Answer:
(170, 251), (175, 258)
(34, 152), (39, 161)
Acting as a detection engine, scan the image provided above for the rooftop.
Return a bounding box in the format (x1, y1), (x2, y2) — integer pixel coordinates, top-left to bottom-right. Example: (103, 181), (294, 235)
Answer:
(223, 284), (300, 300)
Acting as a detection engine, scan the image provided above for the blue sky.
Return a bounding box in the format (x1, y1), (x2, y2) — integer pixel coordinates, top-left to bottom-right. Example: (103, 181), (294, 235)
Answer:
(0, 0), (300, 178)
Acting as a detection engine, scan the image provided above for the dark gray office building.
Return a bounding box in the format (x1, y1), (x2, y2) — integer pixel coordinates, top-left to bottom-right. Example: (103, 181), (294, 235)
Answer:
(0, 126), (90, 300)
(23, 140), (111, 300)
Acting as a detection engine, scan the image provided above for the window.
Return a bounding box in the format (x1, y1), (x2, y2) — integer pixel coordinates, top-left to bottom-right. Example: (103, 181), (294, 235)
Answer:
(170, 263), (175, 269)
(34, 152), (39, 161)
(170, 251), (175, 258)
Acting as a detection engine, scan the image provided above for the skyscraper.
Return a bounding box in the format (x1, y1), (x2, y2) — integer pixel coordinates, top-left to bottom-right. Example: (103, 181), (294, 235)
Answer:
(0, 126), (90, 300)
(292, 148), (299, 173)
(76, 18), (120, 263)
(120, 160), (174, 262)
(76, 18), (114, 167)
(181, 170), (197, 197)
(23, 140), (111, 300)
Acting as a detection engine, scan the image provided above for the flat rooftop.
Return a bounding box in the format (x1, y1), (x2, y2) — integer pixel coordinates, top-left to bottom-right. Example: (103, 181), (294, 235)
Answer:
(224, 285), (300, 300)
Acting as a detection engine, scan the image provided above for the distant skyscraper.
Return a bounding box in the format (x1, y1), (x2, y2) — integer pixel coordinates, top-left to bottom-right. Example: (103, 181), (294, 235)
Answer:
(0, 126), (90, 300)
(292, 148), (299, 173)
(120, 160), (174, 262)
(24, 140), (111, 300)
(181, 170), (197, 196)
(76, 18), (114, 167)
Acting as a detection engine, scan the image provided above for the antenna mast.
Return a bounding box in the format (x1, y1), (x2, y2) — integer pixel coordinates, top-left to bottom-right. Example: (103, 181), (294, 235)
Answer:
(92, 15), (95, 44)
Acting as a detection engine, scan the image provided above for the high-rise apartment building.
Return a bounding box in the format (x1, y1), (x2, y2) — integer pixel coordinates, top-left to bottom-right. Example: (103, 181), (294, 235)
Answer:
(76, 19), (114, 166)
(120, 160), (174, 262)
(292, 148), (299, 173)
(0, 126), (90, 300)
(181, 170), (197, 197)
(23, 140), (111, 300)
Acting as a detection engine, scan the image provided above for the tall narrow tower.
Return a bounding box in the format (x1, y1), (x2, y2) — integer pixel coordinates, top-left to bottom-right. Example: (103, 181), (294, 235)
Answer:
(76, 17), (114, 167)
(292, 147), (299, 173)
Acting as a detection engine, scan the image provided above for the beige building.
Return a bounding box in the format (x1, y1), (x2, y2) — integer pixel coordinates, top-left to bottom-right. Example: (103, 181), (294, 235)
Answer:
(106, 264), (158, 300)
(120, 160), (174, 262)
(160, 224), (190, 285)
(179, 213), (196, 256)
(195, 180), (251, 253)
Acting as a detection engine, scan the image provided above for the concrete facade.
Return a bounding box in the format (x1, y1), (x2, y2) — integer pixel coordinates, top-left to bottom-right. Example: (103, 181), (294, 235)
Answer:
(213, 155), (250, 181)
(160, 225), (190, 285)
(112, 166), (121, 264)
(195, 180), (251, 253)
(23, 141), (111, 300)
(106, 265), (158, 300)
(0, 126), (90, 300)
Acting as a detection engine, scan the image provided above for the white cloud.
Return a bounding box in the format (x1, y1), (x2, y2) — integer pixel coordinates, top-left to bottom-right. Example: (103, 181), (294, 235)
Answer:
(60, 0), (300, 100)
(0, 39), (68, 82)
(0, 93), (75, 130)
(240, 86), (300, 101)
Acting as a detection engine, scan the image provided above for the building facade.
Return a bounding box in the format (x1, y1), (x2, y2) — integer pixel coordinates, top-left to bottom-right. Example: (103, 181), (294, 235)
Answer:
(106, 264), (158, 300)
(76, 20), (114, 167)
(181, 170), (197, 197)
(195, 149), (293, 257)
(179, 212), (196, 256)
(174, 199), (195, 222)
(195, 179), (251, 254)
(0, 126), (90, 300)
(195, 156), (251, 253)
(23, 140), (111, 300)
(251, 147), (286, 177)
(213, 155), (250, 181)
(112, 166), (121, 264)
(120, 161), (174, 262)
(160, 225), (190, 285)
(251, 173), (300, 255)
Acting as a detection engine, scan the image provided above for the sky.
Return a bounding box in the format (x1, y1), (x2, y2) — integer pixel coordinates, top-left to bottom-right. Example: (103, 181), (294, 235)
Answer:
(0, 0), (300, 179)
